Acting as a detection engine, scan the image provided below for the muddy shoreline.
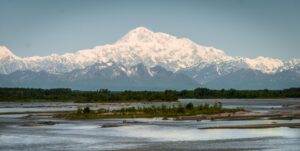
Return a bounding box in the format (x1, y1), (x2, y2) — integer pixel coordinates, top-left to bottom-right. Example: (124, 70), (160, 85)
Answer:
(199, 123), (300, 129)
(177, 111), (300, 121)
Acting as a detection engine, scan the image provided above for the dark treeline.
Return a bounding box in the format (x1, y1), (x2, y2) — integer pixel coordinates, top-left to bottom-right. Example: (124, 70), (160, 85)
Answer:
(0, 87), (300, 102)
(0, 88), (178, 102)
(180, 88), (300, 99)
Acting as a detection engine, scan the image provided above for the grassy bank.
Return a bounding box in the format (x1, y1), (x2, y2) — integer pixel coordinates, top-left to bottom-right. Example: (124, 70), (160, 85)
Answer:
(55, 103), (244, 120)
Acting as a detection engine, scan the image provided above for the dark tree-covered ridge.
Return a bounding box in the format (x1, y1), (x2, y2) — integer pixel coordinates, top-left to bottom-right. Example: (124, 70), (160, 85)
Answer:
(0, 87), (299, 102)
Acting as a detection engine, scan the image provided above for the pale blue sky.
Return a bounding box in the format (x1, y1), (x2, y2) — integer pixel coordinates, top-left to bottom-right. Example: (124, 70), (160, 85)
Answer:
(0, 0), (299, 60)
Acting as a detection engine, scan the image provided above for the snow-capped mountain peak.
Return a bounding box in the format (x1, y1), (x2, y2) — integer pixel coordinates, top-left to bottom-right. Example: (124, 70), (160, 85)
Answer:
(0, 46), (17, 59)
(112, 27), (231, 71)
(289, 58), (300, 66)
(117, 26), (179, 45)
(1, 27), (231, 74)
(117, 27), (156, 43)
(0, 27), (300, 90)
(244, 56), (284, 73)
(0, 27), (299, 78)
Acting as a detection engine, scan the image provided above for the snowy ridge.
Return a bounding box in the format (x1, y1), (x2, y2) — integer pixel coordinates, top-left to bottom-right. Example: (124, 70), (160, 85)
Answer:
(244, 56), (284, 73)
(0, 46), (16, 58)
(0, 27), (299, 76)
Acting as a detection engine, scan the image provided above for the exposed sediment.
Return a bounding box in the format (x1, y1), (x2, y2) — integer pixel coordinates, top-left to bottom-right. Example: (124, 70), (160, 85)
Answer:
(21, 121), (59, 126)
(177, 111), (300, 121)
(199, 123), (300, 129)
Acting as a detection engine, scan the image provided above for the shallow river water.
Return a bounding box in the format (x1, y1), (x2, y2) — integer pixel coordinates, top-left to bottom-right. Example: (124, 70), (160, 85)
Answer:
(0, 99), (300, 151)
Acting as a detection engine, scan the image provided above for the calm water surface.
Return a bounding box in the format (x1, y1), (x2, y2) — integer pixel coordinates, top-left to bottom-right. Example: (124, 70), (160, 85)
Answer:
(0, 99), (300, 151)
(1, 98), (298, 113)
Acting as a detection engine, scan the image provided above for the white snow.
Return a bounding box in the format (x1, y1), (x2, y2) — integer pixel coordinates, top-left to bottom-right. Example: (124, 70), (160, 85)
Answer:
(0, 46), (17, 59)
(0, 27), (299, 76)
(244, 56), (284, 73)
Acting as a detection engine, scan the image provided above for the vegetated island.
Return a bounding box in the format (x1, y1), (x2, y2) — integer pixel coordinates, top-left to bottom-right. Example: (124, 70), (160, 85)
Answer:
(2, 87), (299, 121)
(54, 102), (245, 120)
(1, 87), (300, 102)
(54, 103), (300, 121)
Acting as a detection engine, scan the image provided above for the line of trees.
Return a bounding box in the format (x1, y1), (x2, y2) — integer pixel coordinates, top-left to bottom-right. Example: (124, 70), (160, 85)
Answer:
(179, 88), (300, 98)
(0, 87), (299, 102)
(0, 88), (178, 102)
(59, 102), (244, 120)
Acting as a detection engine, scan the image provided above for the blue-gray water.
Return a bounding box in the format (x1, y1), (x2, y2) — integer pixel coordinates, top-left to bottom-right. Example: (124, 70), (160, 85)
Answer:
(0, 99), (300, 151)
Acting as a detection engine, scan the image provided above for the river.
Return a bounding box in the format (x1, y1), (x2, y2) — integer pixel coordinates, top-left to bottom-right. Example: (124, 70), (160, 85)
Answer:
(0, 99), (300, 151)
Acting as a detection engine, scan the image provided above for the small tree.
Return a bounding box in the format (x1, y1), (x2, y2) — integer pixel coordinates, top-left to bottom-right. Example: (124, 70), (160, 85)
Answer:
(185, 103), (194, 110)
(83, 107), (91, 114)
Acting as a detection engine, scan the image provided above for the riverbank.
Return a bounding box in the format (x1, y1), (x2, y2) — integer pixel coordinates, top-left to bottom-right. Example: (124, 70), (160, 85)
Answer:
(177, 111), (300, 121)
(1, 113), (300, 151)
(2, 100), (300, 122)
(199, 123), (300, 129)
(1, 98), (300, 151)
(54, 103), (245, 120)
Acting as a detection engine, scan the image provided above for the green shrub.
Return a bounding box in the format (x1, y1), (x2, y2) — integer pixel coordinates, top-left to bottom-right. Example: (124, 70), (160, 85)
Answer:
(83, 107), (91, 114)
(185, 103), (194, 110)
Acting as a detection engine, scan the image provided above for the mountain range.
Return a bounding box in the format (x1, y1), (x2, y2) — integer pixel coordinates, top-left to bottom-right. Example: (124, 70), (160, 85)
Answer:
(1, 27), (300, 90)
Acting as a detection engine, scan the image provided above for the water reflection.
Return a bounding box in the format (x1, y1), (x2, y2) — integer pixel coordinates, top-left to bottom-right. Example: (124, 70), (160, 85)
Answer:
(0, 99), (300, 151)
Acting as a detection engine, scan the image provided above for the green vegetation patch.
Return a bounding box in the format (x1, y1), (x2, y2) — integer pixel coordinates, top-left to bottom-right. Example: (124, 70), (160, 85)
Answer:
(55, 103), (244, 120)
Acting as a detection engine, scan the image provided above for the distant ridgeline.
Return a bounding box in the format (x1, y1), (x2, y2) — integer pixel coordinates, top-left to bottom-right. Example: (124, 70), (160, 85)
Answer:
(0, 87), (300, 102)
